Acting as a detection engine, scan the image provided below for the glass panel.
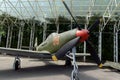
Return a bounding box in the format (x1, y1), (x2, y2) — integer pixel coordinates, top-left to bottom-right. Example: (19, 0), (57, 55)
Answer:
(0, 0), (119, 20)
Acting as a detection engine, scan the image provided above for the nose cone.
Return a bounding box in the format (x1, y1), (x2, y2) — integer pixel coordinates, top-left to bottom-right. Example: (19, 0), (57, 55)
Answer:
(76, 29), (89, 42)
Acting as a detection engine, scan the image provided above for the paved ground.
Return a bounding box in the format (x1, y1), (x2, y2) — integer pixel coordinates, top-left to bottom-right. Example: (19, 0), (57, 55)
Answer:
(0, 55), (120, 80)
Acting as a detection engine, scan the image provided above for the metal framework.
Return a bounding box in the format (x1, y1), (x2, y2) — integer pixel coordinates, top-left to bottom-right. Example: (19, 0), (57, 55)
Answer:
(0, 0), (120, 62)
(113, 20), (120, 62)
(17, 21), (24, 49)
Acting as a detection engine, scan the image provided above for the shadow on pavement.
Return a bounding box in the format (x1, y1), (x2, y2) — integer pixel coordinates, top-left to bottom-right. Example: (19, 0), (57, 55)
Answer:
(0, 64), (99, 80)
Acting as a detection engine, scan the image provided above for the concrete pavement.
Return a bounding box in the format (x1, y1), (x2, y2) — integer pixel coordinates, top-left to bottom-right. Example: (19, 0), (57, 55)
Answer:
(0, 55), (120, 80)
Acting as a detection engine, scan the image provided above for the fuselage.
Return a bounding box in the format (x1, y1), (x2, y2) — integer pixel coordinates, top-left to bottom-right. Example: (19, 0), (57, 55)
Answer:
(36, 29), (77, 54)
(36, 28), (89, 54)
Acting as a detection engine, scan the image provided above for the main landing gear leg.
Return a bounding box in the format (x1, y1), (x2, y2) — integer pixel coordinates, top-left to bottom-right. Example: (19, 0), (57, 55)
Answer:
(65, 57), (72, 67)
(13, 56), (21, 70)
(66, 52), (80, 80)
(65, 51), (72, 67)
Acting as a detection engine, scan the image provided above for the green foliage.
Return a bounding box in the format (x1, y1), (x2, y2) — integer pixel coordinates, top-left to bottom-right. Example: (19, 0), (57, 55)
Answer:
(46, 15), (71, 34)
(0, 25), (5, 36)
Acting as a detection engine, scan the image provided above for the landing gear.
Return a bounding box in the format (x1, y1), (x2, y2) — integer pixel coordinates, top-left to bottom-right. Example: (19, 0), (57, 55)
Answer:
(13, 57), (21, 70)
(65, 57), (72, 67)
(66, 52), (80, 80)
(71, 52), (79, 80)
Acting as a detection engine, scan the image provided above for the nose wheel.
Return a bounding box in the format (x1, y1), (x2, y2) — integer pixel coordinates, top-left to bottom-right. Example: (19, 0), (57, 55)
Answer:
(13, 57), (21, 70)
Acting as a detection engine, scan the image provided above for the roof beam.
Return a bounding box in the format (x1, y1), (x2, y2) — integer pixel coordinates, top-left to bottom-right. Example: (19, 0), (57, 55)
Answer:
(102, 0), (120, 31)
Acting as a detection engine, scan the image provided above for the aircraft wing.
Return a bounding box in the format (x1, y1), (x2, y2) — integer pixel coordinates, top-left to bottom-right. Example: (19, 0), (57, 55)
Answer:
(0, 47), (51, 59)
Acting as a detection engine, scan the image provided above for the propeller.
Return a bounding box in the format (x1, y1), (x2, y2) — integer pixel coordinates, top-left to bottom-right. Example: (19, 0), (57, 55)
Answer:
(52, 37), (80, 61)
(62, 0), (81, 30)
(86, 40), (102, 66)
(62, 0), (103, 68)
(88, 19), (101, 32)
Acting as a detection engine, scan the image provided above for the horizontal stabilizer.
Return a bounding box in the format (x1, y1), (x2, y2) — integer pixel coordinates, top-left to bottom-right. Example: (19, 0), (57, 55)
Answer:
(103, 61), (120, 70)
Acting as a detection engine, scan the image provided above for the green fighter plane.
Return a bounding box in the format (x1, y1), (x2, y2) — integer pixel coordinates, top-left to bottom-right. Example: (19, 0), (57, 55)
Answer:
(0, 0), (103, 70)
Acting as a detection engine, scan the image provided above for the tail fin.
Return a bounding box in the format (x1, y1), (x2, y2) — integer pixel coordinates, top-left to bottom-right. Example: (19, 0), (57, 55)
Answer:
(34, 37), (38, 50)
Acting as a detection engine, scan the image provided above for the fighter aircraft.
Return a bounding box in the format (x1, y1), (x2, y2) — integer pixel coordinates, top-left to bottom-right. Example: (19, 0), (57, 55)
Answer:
(0, 0), (103, 70)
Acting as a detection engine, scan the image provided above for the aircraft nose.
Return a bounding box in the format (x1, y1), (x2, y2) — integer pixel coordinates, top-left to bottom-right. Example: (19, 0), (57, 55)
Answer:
(76, 29), (89, 42)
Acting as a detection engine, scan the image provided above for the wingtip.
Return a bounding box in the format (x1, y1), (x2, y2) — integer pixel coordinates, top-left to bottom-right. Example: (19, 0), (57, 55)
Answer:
(98, 63), (103, 68)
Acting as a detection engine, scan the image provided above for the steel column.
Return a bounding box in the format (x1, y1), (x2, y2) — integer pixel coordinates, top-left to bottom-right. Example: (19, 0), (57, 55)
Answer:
(43, 22), (47, 41)
(17, 21), (24, 49)
(6, 25), (13, 48)
(29, 17), (35, 50)
(113, 22), (119, 62)
(113, 24), (116, 62)
(98, 25), (102, 61)
(115, 32), (118, 62)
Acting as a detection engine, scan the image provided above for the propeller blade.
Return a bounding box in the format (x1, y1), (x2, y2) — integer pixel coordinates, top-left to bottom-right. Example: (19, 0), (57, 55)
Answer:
(62, 0), (81, 30)
(86, 40), (103, 68)
(88, 18), (102, 32)
(62, 0), (103, 68)
(52, 37), (80, 61)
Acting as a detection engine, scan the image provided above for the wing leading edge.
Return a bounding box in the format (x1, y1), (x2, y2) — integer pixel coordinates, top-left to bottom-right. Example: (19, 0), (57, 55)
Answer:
(0, 47), (51, 59)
